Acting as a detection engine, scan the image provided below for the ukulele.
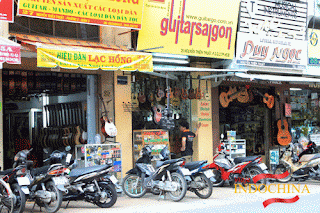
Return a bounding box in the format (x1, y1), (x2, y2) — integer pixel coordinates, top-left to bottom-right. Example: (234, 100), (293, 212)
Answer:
(188, 76), (196, 99)
(98, 94), (117, 138)
(195, 77), (201, 99)
(253, 89), (275, 109)
(131, 80), (139, 108)
(277, 101), (292, 146)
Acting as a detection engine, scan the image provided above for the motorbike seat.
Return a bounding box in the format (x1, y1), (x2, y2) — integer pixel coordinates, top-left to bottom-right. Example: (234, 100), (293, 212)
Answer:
(31, 165), (51, 177)
(0, 168), (14, 176)
(234, 156), (260, 165)
(155, 158), (184, 168)
(69, 164), (112, 178)
(300, 154), (320, 162)
(184, 160), (208, 171)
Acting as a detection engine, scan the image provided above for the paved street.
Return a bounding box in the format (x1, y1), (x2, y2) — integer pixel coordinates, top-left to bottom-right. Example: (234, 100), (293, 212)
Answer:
(23, 180), (320, 213)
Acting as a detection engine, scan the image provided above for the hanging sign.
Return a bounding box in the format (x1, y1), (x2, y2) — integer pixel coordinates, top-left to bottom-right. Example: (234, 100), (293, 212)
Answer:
(0, 0), (14, 22)
(0, 37), (21, 64)
(137, 0), (240, 59)
(37, 44), (153, 71)
(18, 0), (144, 29)
(308, 29), (320, 65)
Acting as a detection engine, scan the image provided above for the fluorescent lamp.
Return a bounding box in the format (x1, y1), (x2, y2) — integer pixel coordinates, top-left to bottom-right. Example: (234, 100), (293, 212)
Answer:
(152, 53), (189, 59)
(290, 88), (302, 91)
(153, 58), (189, 64)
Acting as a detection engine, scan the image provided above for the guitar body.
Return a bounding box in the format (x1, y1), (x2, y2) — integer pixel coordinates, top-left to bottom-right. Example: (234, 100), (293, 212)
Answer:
(277, 119), (292, 146)
(181, 89), (188, 100)
(104, 122), (117, 137)
(237, 88), (250, 103)
(219, 92), (231, 108)
(74, 126), (82, 145)
(263, 93), (275, 109)
(195, 87), (201, 99)
(188, 88), (196, 99)
(152, 104), (164, 124)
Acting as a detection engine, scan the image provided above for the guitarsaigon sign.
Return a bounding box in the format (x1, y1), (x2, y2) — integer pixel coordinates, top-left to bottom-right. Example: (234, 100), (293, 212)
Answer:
(236, 0), (308, 69)
(137, 0), (240, 59)
(18, 0), (144, 29)
(37, 44), (153, 71)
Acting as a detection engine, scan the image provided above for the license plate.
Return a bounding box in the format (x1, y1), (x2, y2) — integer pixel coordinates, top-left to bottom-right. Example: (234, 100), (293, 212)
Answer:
(21, 186), (30, 194)
(204, 170), (214, 178)
(181, 168), (192, 176)
(17, 177), (30, 186)
(109, 175), (118, 184)
(52, 176), (68, 185)
(259, 163), (268, 171)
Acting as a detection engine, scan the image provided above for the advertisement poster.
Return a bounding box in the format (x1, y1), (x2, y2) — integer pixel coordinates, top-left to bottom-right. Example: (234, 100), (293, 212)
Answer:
(37, 44), (153, 71)
(308, 28), (320, 65)
(0, 37), (21, 64)
(0, 0), (14, 22)
(18, 0), (144, 29)
(137, 0), (240, 59)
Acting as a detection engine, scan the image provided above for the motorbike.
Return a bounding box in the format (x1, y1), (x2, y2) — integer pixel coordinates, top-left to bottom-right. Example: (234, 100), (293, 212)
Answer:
(207, 144), (268, 190)
(62, 155), (118, 208)
(274, 141), (320, 182)
(122, 145), (187, 202)
(159, 146), (214, 199)
(13, 149), (68, 213)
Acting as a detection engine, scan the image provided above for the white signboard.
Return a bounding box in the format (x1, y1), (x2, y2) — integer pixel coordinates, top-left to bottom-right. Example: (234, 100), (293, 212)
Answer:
(236, 32), (307, 69)
(236, 0), (307, 69)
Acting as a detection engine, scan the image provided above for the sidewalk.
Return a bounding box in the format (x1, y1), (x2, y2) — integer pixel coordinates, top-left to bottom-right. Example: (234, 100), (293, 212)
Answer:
(23, 181), (320, 213)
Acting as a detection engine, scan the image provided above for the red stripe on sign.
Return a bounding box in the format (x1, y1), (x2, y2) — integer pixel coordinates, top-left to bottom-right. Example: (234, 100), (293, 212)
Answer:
(253, 171), (289, 183)
(263, 195), (299, 208)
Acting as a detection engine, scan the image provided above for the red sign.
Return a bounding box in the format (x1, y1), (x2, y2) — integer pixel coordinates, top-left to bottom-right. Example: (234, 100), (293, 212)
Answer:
(0, 37), (21, 64)
(0, 0), (14, 22)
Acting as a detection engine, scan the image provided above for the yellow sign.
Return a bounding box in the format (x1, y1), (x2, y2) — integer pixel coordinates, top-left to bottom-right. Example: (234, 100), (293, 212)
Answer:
(18, 0), (143, 29)
(37, 45), (153, 71)
(309, 29), (320, 65)
(137, 0), (240, 58)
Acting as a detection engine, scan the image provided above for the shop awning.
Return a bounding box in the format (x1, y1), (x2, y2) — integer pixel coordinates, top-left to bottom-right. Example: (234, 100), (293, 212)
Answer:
(12, 33), (153, 72)
(0, 36), (21, 64)
(235, 73), (320, 83)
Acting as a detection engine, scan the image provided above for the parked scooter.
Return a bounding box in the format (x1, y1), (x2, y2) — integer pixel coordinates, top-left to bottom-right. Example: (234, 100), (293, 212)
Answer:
(13, 149), (67, 213)
(159, 146), (214, 199)
(208, 143), (268, 190)
(122, 145), (187, 202)
(274, 141), (320, 182)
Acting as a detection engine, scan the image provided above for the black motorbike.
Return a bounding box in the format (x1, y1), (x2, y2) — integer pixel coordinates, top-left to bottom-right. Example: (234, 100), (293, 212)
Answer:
(13, 149), (67, 213)
(122, 145), (187, 202)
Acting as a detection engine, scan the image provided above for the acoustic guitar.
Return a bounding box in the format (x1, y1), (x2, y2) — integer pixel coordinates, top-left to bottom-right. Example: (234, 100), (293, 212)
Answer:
(152, 104), (164, 124)
(253, 89), (275, 109)
(277, 101), (292, 146)
(98, 94), (117, 138)
(195, 77), (202, 99)
(188, 76), (196, 99)
(237, 85), (250, 103)
(181, 77), (188, 100)
(219, 86), (250, 107)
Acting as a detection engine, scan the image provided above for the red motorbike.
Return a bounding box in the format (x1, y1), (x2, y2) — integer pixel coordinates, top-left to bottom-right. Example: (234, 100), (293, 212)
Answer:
(206, 143), (268, 190)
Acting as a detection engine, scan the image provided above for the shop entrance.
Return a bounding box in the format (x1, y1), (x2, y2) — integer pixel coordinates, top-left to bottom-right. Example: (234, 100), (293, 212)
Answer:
(219, 85), (275, 160)
(2, 70), (87, 169)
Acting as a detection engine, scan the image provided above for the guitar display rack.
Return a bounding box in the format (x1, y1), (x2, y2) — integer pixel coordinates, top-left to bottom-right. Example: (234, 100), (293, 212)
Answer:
(39, 101), (87, 148)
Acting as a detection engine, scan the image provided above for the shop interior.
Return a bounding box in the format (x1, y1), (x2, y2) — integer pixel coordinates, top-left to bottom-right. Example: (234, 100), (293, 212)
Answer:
(2, 70), (87, 169)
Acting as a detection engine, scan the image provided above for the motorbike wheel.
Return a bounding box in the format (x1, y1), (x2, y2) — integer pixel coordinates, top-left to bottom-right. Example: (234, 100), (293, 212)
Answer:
(0, 179), (14, 213)
(210, 169), (225, 187)
(95, 182), (117, 208)
(243, 166), (266, 191)
(42, 181), (63, 213)
(122, 174), (147, 198)
(193, 174), (213, 199)
(167, 172), (187, 202)
(11, 184), (26, 213)
(273, 164), (292, 183)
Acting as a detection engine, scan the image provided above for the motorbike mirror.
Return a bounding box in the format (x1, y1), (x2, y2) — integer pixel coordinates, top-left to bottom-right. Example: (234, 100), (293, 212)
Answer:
(43, 148), (49, 154)
(65, 146), (71, 152)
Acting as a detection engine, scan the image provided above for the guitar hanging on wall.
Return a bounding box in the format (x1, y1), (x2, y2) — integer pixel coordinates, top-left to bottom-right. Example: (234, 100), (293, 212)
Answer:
(219, 86), (249, 107)
(98, 94), (117, 138)
(253, 89), (275, 109)
(277, 97), (292, 146)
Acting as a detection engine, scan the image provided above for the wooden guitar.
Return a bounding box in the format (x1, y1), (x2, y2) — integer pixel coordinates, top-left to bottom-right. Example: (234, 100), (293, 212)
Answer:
(156, 79), (165, 101)
(181, 77), (188, 100)
(152, 104), (164, 124)
(253, 89), (275, 109)
(98, 94), (117, 138)
(204, 80), (210, 100)
(188, 76), (196, 99)
(195, 77), (201, 99)
(131, 81), (139, 108)
(277, 100), (292, 146)
(237, 85), (250, 103)
(219, 86), (249, 107)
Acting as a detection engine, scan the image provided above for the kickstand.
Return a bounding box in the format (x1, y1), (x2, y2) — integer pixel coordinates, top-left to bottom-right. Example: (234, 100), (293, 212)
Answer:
(32, 202), (36, 211)
(65, 200), (70, 209)
(157, 191), (165, 201)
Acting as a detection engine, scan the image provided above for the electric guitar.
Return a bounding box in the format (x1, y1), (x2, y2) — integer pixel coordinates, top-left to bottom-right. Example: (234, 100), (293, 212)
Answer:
(98, 94), (117, 138)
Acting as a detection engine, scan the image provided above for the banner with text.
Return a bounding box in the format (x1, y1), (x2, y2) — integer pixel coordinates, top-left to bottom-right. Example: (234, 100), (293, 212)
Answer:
(137, 0), (240, 59)
(0, 0), (14, 22)
(0, 37), (21, 64)
(37, 45), (153, 71)
(236, 32), (307, 69)
(308, 29), (320, 65)
(18, 0), (143, 29)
